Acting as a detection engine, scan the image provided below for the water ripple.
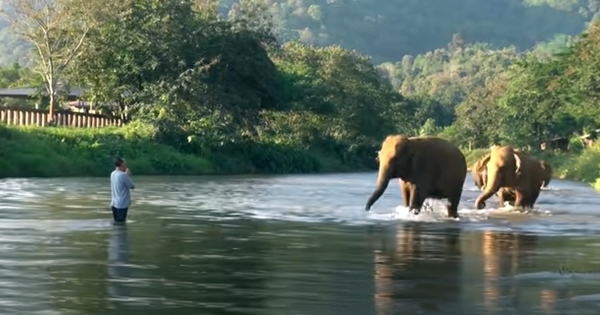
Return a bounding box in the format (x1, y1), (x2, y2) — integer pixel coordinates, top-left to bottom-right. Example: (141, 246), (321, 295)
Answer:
(0, 173), (599, 314)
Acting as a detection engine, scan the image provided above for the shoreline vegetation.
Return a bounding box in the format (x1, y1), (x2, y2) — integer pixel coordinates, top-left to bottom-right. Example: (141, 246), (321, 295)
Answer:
(1, 1), (600, 191)
(0, 123), (376, 178)
(1, 123), (599, 192)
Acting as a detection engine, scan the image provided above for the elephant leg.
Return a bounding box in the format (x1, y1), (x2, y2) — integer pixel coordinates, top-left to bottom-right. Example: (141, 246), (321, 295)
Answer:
(400, 181), (410, 207)
(513, 190), (525, 208)
(521, 188), (534, 208)
(408, 185), (426, 215)
(497, 190), (505, 208)
(523, 190), (537, 209)
(528, 188), (541, 209)
(520, 194), (530, 209)
(446, 191), (461, 218)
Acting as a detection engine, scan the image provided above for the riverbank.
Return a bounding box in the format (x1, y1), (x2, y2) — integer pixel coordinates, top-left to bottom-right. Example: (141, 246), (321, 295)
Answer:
(1, 124), (598, 189)
(0, 123), (377, 178)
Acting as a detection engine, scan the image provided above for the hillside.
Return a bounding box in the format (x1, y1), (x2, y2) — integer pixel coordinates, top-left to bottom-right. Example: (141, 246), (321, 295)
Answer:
(257, 0), (590, 63)
(0, 0), (596, 65)
(0, 1), (29, 65)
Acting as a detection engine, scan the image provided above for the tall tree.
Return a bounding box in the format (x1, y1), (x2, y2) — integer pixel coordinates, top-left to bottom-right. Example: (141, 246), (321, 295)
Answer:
(0, 0), (90, 119)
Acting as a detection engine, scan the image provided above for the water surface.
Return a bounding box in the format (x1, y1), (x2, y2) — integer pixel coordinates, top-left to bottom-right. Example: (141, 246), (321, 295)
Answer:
(1, 173), (600, 314)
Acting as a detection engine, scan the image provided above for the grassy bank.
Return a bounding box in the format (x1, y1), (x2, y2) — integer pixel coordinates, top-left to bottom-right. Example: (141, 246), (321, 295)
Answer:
(0, 123), (377, 178)
(2, 124), (599, 189)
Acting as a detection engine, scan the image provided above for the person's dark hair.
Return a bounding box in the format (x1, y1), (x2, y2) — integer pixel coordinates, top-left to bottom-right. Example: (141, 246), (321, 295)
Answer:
(114, 157), (125, 167)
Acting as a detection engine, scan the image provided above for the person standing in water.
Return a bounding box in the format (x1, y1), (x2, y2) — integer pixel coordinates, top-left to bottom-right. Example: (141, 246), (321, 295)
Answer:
(110, 157), (135, 223)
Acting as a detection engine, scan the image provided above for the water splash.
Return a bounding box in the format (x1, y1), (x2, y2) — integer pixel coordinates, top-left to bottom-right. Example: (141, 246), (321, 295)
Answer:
(0, 174), (599, 235)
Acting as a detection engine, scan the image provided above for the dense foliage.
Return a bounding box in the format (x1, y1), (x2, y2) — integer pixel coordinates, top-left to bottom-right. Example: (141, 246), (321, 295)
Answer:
(0, 0), (420, 176)
(2, 0), (600, 186)
(442, 22), (600, 147)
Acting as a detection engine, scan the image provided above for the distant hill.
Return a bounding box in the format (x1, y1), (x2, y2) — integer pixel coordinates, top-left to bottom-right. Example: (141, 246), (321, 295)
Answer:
(0, 0), (597, 66)
(250, 0), (592, 63)
(0, 0), (31, 66)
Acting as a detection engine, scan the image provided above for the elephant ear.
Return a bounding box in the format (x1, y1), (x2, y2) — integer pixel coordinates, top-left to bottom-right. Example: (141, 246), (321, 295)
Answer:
(475, 155), (491, 173)
(394, 135), (410, 156)
(393, 135), (414, 174)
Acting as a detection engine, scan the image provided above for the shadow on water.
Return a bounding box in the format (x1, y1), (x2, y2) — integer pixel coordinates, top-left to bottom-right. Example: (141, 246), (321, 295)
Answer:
(2, 174), (600, 314)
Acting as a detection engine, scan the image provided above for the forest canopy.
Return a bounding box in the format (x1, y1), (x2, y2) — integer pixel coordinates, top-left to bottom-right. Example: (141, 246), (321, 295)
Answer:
(0, 0), (599, 157)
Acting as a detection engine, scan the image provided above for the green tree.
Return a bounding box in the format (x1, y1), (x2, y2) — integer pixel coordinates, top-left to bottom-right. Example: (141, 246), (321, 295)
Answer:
(271, 42), (414, 146)
(452, 75), (508, 148)
(448, 21), (600, 148)
(1, 0), (92, 118)
(69, 0), (283, 145)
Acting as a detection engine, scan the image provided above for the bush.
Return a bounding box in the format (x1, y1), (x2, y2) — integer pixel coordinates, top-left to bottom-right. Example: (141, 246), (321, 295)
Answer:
(0, 123), (211, 178)
(560, 144), (600, 185)
(6, 123), (597, 186)
(462, 148), (491, 166)
(0, 124), (378, 178)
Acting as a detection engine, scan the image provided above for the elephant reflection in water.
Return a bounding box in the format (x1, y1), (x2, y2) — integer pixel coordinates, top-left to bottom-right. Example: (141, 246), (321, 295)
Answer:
(481, 232), (527, 311)
(481, 231), (565, 314)
(539, 288), (576, 315)
(107, 225), (131, 308)
(373, 250), (393, 315)
(372, 224), (462, 314)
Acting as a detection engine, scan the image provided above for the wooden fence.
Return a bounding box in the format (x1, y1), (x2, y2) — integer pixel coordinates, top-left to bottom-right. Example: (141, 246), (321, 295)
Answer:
(0, 108), (122, 128)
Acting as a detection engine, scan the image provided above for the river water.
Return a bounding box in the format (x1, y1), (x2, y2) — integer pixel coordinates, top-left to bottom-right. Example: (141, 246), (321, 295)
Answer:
(1, 173), (600, 314)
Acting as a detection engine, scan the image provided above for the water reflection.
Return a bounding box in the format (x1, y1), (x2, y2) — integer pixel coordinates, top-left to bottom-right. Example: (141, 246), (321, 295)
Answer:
(107, 225), (130, 309)
(371, 226), (583, 314)
(540, 289), (557, 314)
(480, 232), (538, 313)
(373, 224), (462, 314)
(3, 175), (600, 315)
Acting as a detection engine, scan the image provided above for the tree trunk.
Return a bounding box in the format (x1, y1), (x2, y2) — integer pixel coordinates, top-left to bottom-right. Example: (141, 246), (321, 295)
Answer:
(47, 75), (56, 123)
(48, 93), (55, 119)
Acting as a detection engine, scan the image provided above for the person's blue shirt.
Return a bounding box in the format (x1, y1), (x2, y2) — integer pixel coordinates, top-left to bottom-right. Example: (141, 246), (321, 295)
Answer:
(110, 170), (134, 209)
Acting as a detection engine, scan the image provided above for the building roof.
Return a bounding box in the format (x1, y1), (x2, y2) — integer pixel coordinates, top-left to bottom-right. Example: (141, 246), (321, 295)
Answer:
(0, 87), (84, 98)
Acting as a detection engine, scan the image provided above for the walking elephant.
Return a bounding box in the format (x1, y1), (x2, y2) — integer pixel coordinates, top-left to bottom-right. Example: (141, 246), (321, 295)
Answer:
(472, 152), (515, 206)
(495, 159), (549, 207)
(474, 146), (544, 209)
(514, 149), (553, 189)
(365, 135), (467, 218)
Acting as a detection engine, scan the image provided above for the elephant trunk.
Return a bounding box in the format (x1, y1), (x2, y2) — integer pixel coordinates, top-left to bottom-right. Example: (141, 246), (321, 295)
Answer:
(366, 166), (391, 211)
(475, 170), (502, 209)
(472, 171), (483, 190)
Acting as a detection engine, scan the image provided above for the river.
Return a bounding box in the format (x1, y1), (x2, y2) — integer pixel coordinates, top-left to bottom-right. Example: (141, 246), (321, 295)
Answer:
(1, 173), (600, 314)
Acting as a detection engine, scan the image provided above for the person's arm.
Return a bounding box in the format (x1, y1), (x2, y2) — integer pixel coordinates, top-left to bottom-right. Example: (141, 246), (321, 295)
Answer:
(123, 171), (135, 190)
(127, 175), (135, 190)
